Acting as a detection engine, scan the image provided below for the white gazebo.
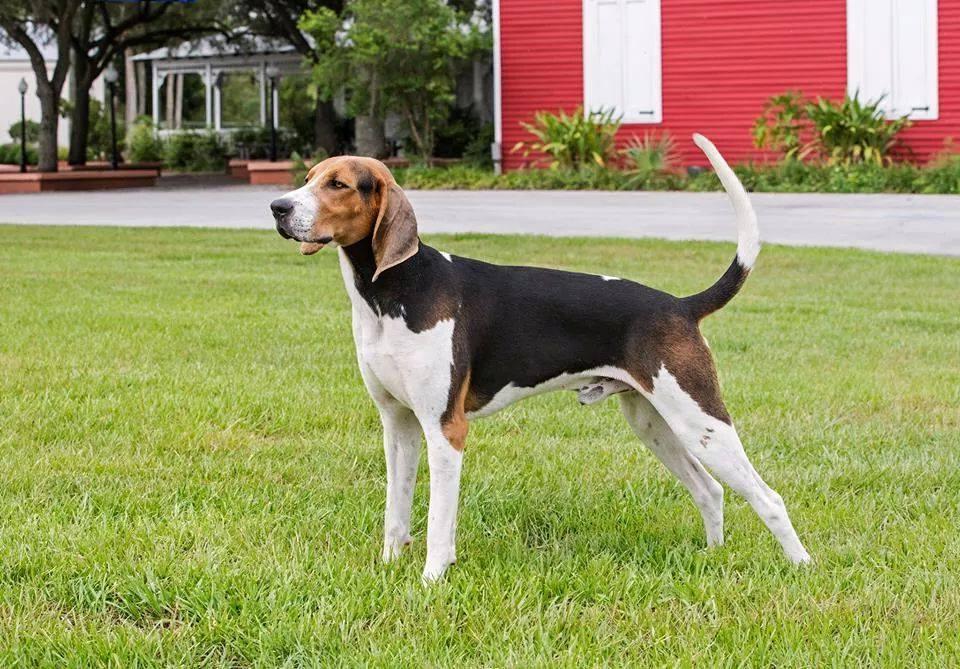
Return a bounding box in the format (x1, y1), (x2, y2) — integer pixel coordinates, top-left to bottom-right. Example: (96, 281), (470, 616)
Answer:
(132, 36), (305, 134)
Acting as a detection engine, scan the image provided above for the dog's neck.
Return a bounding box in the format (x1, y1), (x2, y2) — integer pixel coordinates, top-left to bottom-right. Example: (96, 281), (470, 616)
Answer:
(338, 235), (424, 318)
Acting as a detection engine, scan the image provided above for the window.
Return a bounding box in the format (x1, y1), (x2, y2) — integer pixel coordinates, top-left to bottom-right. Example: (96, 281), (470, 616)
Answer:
(847, 0), (939, 120)
(583, 0), (662, 123)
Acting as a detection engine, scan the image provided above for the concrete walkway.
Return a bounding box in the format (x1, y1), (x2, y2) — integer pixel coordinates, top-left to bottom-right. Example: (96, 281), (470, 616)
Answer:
(2, 184), (958, 256)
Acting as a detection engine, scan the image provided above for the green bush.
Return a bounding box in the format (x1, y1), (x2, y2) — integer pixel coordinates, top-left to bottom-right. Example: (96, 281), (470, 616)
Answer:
(622, 132), (678, 188)
(8, 119), (40, 144)
(164, 131), (227, 172)
(389, 158), (957, 194)
(513, 106), (621, 169)
(0, 143), (38, 165)
(228, 126), (300, 160)
(754, 91), (910, 166)
(125, 117), (164, 163)
(807, 94), (910, 166)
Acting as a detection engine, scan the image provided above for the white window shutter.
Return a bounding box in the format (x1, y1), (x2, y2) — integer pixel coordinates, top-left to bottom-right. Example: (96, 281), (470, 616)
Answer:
(623, 0), (662, 122)
(584, 0), (662, 123)
(847, 0), (938, 120)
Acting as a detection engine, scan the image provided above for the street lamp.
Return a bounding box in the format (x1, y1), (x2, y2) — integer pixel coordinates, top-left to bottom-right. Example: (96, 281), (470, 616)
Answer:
(103, 63), (120, 169)
(265, 65), (279, 162)
(18, 78), (28, 173)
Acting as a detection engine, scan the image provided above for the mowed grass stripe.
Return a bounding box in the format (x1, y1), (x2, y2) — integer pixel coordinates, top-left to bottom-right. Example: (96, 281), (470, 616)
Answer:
(0, 225), (957, 666)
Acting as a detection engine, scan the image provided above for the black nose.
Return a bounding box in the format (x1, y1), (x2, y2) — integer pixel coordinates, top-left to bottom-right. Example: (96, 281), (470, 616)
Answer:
(270, 198), (294, 218)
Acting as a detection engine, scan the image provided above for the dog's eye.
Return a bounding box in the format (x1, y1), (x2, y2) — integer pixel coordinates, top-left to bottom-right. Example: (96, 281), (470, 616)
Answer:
(329, 179), (348, 190)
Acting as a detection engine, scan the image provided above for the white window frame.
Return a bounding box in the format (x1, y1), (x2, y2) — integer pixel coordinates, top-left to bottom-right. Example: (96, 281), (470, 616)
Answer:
(846, 0), (939, 121)
(583, 0), (663, 124)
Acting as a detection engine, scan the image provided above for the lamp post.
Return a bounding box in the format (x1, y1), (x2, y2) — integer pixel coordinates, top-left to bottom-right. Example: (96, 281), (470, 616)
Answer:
(265, 65), (279, 162)
(103, 63), (120, 169)
(18, 78), (28, 173)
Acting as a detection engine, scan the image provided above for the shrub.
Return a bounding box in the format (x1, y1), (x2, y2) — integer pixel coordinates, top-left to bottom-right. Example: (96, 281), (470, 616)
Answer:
(754, 91), (910, 166)
(125, 116), (164, 163)
(164, 131), (227, 172)
(462, 122), (494, 168)
(8, 119), (40, 144)
(228, 126), (299, 160)
(513, 107), (621, 169)
(622, 132), (678, 187)
(0, 143), (38, 165)
(807, 94), (910, 166)
(752, 91), (812, 162)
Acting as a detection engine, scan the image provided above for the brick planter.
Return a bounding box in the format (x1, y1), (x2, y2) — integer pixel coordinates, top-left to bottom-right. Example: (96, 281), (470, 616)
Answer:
(228, 159), (250, 179)
(247, 160), (295, 186)
(0, 170), (158, 194)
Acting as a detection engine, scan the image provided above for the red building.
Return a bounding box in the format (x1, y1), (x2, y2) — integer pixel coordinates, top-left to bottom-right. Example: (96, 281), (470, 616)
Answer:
(493, 0), (959, 168)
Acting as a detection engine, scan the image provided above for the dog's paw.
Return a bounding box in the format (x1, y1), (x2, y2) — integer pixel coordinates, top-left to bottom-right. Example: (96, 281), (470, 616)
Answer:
(382, 535), (412, 563)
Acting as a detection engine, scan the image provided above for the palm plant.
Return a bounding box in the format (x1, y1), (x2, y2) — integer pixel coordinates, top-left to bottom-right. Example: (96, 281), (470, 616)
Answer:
(512, 106), (621, 169)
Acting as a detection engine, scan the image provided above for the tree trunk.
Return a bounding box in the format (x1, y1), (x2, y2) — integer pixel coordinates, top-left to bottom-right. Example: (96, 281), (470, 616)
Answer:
(36, 85), (60, 172)
(68, 66), (92, 165)
(354, 115), (386, 158)
(313, 98), (337, 157)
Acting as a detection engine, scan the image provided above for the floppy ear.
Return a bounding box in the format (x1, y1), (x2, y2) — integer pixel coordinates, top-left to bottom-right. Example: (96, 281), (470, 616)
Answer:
(371, 182), (419, 281)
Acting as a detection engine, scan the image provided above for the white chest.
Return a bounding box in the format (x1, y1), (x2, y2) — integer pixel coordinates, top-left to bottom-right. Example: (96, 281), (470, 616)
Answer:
(339, 250), (455, 416)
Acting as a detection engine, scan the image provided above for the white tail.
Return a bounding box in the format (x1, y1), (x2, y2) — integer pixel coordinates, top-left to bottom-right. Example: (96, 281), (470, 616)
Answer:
(692, 133), (760, 269)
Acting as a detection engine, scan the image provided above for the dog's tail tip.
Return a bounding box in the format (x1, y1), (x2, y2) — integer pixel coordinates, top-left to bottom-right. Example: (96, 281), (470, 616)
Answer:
(683, 133), (761, 320)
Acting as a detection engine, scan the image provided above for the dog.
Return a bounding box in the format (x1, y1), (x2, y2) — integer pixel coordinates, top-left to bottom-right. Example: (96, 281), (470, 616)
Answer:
(270, 134), (811, 581)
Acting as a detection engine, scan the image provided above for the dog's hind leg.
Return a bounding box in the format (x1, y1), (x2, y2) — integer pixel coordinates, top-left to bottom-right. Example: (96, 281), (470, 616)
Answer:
(379, 404), (423, 563)
(620, 392), (725, 547)
(644, 368), (811, 564)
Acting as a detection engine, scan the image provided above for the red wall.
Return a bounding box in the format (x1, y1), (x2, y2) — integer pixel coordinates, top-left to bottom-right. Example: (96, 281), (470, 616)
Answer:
(500, 0), (960, 169)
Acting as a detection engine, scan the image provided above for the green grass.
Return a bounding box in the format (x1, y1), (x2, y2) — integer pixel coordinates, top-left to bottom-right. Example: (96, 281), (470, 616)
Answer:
(1, 225), (958, 667)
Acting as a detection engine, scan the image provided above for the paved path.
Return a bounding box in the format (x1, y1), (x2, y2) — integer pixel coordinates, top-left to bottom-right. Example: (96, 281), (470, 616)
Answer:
(2, 184), (958, 256)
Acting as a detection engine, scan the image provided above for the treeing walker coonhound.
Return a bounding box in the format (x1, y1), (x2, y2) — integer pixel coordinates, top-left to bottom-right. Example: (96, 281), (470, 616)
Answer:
(270, 134), (811, 582)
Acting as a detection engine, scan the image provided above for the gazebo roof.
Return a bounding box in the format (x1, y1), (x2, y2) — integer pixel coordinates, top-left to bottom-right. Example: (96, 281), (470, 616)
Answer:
(132, 35), (305, 62)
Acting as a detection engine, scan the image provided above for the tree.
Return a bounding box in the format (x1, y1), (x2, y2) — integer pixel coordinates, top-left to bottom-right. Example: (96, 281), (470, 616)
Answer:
(302, 0), (487, 159)
(225, 0), (344, 156)
(0, 0), (81, 171)
(66, 0), (224, 165)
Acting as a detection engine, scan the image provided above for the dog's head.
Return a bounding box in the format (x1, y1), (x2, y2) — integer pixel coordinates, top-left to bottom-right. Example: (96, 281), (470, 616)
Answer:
(270, 156), (419, 280)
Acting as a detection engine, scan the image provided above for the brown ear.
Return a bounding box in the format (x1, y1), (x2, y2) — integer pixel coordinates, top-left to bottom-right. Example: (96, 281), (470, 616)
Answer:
(371, 182), (419, 281)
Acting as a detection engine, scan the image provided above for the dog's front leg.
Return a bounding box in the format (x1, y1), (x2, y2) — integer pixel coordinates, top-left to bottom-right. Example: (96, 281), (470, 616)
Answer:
(421, 426), (463, 583)
(380, 405), (422, 563)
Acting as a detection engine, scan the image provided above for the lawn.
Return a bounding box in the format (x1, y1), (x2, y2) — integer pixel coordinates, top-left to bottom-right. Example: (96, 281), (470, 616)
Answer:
(0, 225), (958, 667)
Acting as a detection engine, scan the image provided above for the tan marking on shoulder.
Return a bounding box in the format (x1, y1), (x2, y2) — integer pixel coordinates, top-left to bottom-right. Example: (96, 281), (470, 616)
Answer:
(442, 369), (471, 451)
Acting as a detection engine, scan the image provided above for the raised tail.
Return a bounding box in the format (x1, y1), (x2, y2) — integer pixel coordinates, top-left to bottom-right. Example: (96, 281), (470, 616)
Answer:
(682, 133), (760, 320)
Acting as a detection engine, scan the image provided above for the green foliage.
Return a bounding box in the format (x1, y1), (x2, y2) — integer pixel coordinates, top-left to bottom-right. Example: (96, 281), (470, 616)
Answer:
(163, 131), (227, 172)
(513, 107), (621, 170)
(228, 126), (300, 160)
(392, 156), (958, 194)
(754, 91), (910, 166)
(301, 0), (488, 158)
(807, 94), (910, 166)
(0, 143), (38, 165)
(7, 119), (40, 144)
(430, 107), (488, 160)
(124, 116), (164, 163)
(621, 132), (678, 187)
(462, 122), (495, 168)
(752, 91), (811, 161)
